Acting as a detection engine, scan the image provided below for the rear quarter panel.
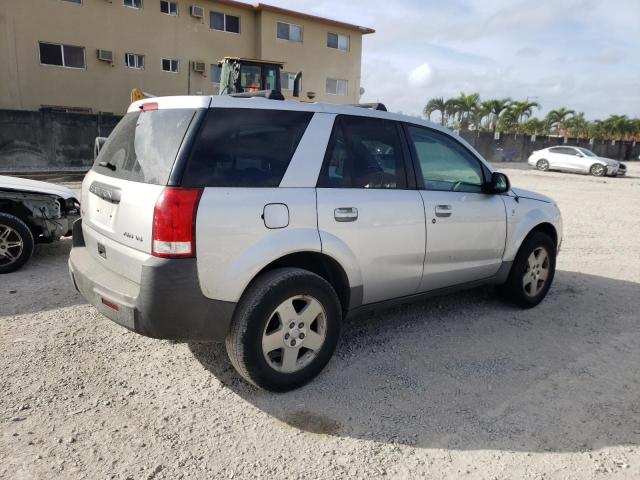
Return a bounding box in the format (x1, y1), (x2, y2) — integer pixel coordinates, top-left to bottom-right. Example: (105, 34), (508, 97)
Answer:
(195, 188), (321, 302)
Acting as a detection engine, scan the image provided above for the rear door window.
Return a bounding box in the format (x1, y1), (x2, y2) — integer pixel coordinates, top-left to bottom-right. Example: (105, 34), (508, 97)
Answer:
(317, 115), (407, 189)
(182, 108), (313, 187)
(93, 108), (196, 185)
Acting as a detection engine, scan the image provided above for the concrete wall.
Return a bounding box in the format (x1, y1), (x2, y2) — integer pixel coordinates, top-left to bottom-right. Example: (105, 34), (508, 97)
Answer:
(459, 131), (640, 163)
(0, 0), (367, 114)
(0, 109), (120, 173)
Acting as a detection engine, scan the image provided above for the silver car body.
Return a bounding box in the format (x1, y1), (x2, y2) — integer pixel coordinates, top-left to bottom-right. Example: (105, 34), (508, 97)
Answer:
(528, 146), (626, 176)
(1, 175), (79, 240)
(73, 95), (562, 336)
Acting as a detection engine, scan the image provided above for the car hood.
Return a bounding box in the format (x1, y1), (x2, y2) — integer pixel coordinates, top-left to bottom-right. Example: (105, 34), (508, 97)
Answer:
(0, 175), (78, 200)
(595, 156), (620, 167)
(511, 187), (553, 204)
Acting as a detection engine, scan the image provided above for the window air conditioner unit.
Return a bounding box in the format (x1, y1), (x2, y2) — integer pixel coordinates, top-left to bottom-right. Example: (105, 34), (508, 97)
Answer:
(190, 5), (204, 18)
(192, 61), (206, 73)
(97, 49), (113, 63)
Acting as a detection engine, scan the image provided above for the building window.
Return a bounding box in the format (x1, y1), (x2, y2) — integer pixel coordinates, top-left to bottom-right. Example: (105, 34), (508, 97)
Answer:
(277, 21), (303, 42)
(125, 53), (145, 69)
(160, 1), (177, 15)
(39, 42), (85, 69)
(161, 58), (179, 73)
(211, 64), (222, 84)
(280, 72), (300, 91)
(124, 0), (143, 9)
(210, 11), (240, 33)
(327, 32), (349, 51)
(326, 78), (348, 96)
(62, 0), (82, 4)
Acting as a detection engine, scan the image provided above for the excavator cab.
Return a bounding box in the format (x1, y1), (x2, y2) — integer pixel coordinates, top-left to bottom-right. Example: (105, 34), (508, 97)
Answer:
(218, 57), (301, 99)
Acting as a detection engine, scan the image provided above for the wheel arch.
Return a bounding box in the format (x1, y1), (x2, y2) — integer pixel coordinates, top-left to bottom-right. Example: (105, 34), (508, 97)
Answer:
(253, 251), (353, 315)
(527, 222), (558, 247)
(0, 199), (33, 227)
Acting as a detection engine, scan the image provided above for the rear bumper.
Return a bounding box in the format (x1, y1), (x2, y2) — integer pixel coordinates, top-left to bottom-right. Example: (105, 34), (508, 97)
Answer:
(68, 219), (235, 341)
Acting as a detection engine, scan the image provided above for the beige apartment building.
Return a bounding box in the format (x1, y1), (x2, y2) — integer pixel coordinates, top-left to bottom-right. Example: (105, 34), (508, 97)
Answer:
(0, 0), (374, 114)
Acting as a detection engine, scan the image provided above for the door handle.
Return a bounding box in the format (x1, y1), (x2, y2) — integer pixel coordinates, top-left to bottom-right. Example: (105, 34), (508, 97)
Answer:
(434, 205), (452, 217)
(334, 207), (358, 222)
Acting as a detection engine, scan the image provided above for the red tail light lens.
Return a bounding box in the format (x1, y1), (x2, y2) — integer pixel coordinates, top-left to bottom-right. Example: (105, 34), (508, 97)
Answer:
(152, 187), (203, 258)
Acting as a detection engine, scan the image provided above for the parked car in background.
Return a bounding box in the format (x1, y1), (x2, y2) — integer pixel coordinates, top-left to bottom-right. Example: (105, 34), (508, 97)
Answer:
(69, 95), (563, 391)
(0, 176), (79, 273)
(528, 146), (626, 177)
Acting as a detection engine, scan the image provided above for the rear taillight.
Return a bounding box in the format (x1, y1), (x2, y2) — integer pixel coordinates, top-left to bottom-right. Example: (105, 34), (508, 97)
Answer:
(152, 187), (203, 258)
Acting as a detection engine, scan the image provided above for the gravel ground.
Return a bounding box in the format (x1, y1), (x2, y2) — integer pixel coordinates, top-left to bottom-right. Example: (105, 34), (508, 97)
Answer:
(2, 163), (639, 479)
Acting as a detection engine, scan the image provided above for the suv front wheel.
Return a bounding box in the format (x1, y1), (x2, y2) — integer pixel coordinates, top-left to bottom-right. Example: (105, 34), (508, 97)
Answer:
(225, 268), (342, 392)
(498, 231), (556, 308)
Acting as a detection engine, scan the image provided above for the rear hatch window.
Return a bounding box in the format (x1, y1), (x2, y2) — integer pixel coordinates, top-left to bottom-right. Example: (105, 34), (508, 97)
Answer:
(93, 108), (196, 185)
(181, 108), (313, 187)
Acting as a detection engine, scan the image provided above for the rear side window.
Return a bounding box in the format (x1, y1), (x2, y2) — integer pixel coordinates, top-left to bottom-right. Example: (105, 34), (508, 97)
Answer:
(182, 108), (313, 187)
(317, 115), (407, 189)
(93, 108), (196, 184)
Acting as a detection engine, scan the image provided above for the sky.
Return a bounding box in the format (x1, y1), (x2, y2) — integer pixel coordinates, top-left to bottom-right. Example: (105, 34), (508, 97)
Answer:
(265, 0), (639, 120)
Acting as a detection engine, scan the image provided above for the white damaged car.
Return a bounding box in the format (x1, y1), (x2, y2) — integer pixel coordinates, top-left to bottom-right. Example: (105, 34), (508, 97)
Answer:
(0, 175), (79, 273)
(528, 146), (626, 177)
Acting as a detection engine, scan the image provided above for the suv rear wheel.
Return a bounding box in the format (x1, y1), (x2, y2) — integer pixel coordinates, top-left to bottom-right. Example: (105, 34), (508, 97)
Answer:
(225, 268), (342, 392)
(0, 213), (34, 274)
(498, 231), (556, 308)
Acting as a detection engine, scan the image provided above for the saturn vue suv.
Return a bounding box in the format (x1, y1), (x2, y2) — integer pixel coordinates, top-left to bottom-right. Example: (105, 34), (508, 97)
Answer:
(69, 95), (563, 391)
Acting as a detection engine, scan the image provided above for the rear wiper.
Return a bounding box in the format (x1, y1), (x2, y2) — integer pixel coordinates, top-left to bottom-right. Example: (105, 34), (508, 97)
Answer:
(98, 161), (116, 171)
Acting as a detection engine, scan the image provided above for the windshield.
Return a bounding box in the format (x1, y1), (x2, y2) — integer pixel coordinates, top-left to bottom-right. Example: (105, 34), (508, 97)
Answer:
(577, 147), (597, 157)
(93, 108), (196, 184)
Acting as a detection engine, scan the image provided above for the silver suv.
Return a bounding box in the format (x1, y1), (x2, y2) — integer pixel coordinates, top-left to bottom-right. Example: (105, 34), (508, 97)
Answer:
(69, 96), (563, 391)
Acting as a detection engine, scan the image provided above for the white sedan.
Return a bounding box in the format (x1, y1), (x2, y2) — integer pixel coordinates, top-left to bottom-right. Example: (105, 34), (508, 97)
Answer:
(528, 146), (626, 177)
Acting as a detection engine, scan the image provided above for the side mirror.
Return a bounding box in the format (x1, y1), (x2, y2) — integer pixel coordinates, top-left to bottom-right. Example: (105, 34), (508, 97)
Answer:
(483, 172), (510, 194)
(94, 137), (107, 160)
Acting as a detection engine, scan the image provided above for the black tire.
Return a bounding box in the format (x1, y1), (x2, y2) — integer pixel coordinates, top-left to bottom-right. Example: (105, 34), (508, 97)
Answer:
(590, 163), (606, 177)
(536, 159), (550, 171)
(0, 212), (35, 274)
(497, 231), (556, 309)
(225, 268), (342, 392)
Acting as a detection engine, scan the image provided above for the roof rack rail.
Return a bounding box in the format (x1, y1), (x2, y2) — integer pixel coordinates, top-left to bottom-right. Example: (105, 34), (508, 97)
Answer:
(230, 90), (285, 100)
(351, 102), (387, 111)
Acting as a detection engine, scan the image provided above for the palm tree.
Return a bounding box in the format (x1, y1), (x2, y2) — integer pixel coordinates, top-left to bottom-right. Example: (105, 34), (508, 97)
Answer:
(482, 98), (511, 132)
(497, 109), (519, 134)
(423, 97), (446, 123)
(423, 97), (457, 126)
(566, 112), (589, 139)
(522, 118), (548, 136)
(546, 107), (575, 135)
(510, 100), (541, 126)
(603, 115), (633, 140)
(450, 92), (480, 130)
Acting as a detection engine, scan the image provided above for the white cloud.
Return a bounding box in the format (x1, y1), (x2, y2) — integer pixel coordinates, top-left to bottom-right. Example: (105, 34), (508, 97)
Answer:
(408, 64), (437, 89)
(516, 47), (541, 57)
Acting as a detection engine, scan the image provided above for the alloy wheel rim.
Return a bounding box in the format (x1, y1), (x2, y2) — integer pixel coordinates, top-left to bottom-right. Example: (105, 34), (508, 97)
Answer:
(262, 295), (327, 373)
(522, 246), (550, 297)
(592, 164), (605, 176)
(0, 224), (24, 267)
(538, 160), (548, 170)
